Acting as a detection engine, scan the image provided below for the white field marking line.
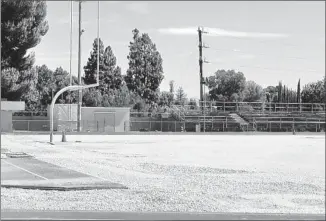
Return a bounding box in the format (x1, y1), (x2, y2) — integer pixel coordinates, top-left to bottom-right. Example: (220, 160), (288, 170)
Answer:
(2, 160), (49, 180)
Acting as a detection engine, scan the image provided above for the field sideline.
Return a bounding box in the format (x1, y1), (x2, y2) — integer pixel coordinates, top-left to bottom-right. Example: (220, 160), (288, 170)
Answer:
(1, 134), (325, 213)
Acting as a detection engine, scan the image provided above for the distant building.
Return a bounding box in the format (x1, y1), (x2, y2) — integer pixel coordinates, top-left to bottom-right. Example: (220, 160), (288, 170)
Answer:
(1, 101), (25, 132)
(48, 104), (131, 132)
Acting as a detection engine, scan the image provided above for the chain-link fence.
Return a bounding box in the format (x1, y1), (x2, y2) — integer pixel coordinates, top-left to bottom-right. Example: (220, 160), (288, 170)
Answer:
(11, 119), (324, 133)
(255, 121), (325, 132)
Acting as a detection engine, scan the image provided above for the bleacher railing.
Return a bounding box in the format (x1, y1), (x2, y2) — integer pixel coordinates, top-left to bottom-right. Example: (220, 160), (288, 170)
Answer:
(196, 101), (326, 113)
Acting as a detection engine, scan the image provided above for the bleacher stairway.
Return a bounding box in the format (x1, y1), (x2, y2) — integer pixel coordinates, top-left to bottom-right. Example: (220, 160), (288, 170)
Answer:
(229, 113), (255, 131)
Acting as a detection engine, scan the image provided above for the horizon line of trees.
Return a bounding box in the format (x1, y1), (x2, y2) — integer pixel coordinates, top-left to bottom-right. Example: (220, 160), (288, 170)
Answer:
(1, 0), (325, 113)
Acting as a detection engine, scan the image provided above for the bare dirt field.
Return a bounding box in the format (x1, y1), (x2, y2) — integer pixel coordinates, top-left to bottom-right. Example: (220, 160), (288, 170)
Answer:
(1, 134), (325, 213)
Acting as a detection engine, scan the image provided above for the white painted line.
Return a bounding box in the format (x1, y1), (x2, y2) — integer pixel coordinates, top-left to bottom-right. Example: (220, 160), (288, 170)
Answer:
(2, 160), (49, 180)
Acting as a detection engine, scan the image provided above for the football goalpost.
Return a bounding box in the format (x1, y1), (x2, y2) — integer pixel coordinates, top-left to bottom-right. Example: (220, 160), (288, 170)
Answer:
(50, 1), (100, 143)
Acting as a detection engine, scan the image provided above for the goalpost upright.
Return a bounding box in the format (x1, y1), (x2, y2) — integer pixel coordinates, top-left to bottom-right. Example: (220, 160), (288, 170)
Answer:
(50, 1), (100, 144)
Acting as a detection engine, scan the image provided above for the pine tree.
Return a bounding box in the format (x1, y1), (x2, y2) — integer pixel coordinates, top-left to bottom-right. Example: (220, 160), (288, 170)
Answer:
(101, 46), (123, 93)
(297, 79), (301, 103)
(283, 85), (286, 103)
(125, 29), (164, 105)
(278, 81), (282, 103)
(84, 38), (105, 85)
(1, 0), (49, 71)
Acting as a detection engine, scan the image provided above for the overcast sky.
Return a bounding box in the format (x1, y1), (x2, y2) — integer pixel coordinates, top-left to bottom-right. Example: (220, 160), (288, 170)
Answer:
(32, 1), (325, 99)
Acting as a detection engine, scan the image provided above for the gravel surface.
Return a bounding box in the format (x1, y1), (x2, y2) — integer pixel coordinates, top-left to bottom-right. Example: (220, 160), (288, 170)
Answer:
(1, 134), (325, 213)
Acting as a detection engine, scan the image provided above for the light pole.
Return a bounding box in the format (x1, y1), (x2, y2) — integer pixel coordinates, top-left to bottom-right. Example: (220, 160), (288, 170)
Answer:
(77, 0), (84, 132)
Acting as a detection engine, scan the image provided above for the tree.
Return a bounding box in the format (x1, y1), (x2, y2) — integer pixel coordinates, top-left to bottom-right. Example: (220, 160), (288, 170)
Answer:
(1, 68), (21, 100)
(1, 0), (49, 71)
(19, 68), (40, 110)
(125, 29), (164, 105)
(158, 91), (174, 107)
(243, 81), (263, 102)
(277, 81), (282, 103)
(175, 86), (187, 105)
(301, 79), (325, 103)
(83, 38), (124, 106)
(169, 80), (175, 104)
(264, 86), (278, 103)
(82, 88), (102, 107)
(101, 46), (123, 92)
(297, 79), (301, 103)
(110, 84), (131, 107)
(1, 67), (39, 109)
(35, 65), (56, 109)
(188, 98), (197, 109)
(53, 67), (69, 103)
(207, 69), (246, 101)
(83, 38), (105, 85)
(283, 85), (286, 102)
(169, 80), (175, 93)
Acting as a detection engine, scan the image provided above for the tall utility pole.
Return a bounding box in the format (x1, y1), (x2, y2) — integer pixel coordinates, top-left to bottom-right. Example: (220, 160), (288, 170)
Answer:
(77, 1), (83, 132)
(198, 27), (204, 112)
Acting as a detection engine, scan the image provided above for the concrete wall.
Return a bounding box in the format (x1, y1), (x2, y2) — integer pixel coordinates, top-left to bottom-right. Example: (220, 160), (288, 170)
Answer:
(1, 111), (13, 132)
(12, 116), (49, 131)
(1, 101), (25, 111)
(1, 101), (25, 132)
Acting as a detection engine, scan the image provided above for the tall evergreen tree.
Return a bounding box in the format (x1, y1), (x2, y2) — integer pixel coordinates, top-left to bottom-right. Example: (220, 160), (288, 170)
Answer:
(125, 29), (164, 105)
(277, 81), (282, 103)
(297, 79), (301, 103)
(175, 86), (187, 105)
(283, 85), (286, 102)
(101, 46), (123, 93)
(83, 38), (105, 85)
(1, 0), (49, 71)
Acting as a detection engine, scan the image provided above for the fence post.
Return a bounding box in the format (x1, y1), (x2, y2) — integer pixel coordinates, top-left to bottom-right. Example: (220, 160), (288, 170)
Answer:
(212, 117), (214, 130)
(311, 103), (314, 113)
(269, 122), (271, 132)
(161, 119), (163, 132)
(299, 103), (302, 113)
(226, 117), (228, 129)
(149, 121), (152, 131)
(174, 121), (176, 132)
(27, 121), (30, 131)
(223, 101), (225, 112)
(97, 121), (99, 132)
(279, 118), (281, 130)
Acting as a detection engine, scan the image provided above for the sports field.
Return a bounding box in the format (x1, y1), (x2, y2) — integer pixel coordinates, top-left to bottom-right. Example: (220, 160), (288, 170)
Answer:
(1, 134), (325, 213)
